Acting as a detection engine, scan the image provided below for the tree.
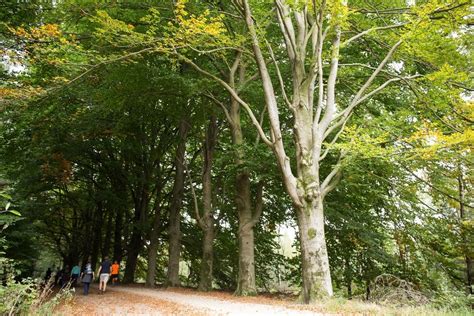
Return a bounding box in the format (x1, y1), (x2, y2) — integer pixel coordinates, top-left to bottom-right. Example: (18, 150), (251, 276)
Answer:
(167, 0), (470, 302)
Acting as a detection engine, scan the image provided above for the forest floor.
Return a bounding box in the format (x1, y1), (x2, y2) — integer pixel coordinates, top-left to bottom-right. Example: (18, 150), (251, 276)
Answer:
(56, 284), (330, 315)
(55, 284), (459, 316)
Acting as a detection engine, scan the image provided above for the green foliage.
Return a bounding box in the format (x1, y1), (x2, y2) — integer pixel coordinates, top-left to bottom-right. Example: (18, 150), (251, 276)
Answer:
(0, 272), (72, 315)
(0, 0), (472, 311)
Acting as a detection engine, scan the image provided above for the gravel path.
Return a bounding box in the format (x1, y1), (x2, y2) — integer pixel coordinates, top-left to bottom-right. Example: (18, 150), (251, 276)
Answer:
(58, 285), (325, 315)
(110, 286), (323, 316)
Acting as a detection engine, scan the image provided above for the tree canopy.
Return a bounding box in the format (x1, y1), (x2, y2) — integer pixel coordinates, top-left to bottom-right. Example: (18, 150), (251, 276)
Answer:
(0, 0), (472, 310)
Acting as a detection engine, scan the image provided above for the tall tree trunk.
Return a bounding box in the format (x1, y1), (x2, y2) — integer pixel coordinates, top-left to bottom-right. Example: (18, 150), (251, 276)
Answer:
(113, 205), (124, 262)
(198, 116), (217, 291)
(235, 171), (256, 295)
(166, 119), (189, 287)
(123, 191), (148, 284)
(81, 203), (93, 267)
(296, 198), (332, 303)
(146, 183), (164, 287)
(229, 96), (262, 296)
(123, 227), (141, 283)
(91, 201), (103, 270)
(113, 181), (126, 262)
(102, 208), (113, 259)
(199, 226), (214, 291)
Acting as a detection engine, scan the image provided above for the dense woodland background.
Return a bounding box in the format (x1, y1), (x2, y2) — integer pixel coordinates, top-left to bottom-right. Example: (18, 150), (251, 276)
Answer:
(0, 0), (472, 311)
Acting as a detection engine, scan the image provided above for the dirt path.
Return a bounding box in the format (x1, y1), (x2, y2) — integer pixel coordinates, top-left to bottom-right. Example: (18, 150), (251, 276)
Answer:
(57, 285), (326, 315)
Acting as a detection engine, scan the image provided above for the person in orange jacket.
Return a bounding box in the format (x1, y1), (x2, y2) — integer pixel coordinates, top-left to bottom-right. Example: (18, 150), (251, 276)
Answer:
(110, 260), (120, 286)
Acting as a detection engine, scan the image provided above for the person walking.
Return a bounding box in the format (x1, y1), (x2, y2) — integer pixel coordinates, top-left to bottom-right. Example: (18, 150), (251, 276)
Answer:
(98, 256), (111, 294)
(70, 263), (81, 287)
(60, 265), (70, 289)
(80, 261), (94, 295)
(110, 261), (120, 286)
(44, 267), (52, 284)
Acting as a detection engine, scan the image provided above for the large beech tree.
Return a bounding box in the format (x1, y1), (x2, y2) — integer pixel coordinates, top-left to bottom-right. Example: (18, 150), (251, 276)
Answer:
(156, 0), (471, 301)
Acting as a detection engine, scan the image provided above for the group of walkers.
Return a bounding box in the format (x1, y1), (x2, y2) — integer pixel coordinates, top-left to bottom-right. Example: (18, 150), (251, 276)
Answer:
(45, 256), (121, 295)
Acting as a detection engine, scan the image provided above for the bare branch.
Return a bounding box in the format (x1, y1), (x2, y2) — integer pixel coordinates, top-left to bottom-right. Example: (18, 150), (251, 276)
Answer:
(250, 181), (264, 227)
(185, 45), (248, 56)
(204, 92), (234, 127)
(354, 74), (422, 106)
(255, 104), (268, 146)
(324, 74), (421, 142)
(241, 0), (301, 207)
(265, 39), (292, 108)
(349, 40), (402, 107)
(317, 26), (341, 137)
(343, 23), (407, 46)
(183, 159), (205, 229)
(177, 53), (274, 147)
(230, 51), (242, 84)
(319, 117), (348, 162)
(67, 46), (157, 86)
(275, 0), (297, 60)
(321, 151), (346, 197)
(243, 181), (264, 231)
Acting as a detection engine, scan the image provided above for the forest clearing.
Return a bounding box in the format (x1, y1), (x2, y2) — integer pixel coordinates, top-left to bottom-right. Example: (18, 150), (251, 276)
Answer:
(0, 0), (472, 315)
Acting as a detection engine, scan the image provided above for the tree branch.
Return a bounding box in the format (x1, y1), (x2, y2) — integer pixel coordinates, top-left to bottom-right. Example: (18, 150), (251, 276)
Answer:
(176, 53), (274, 147)
(265, 39), (292, 108)
(321, 151), (346, 197)
(275, 0), (297, 61)
(246, 181), (264, 230)
(343, 23), (407, 46)
(204, 92), (234, 127)
(183, 158), (205, 229)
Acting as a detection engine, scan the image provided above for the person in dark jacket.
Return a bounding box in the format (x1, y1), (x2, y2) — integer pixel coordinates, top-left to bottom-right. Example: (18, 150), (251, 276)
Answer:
(98, 256), (112, 294)
(44, 267), (52, 284)
(80, 261), (94, 295)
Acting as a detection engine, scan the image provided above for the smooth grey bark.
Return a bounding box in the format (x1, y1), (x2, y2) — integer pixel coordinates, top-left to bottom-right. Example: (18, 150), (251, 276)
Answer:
(228, 61), (264, 296)
(235, 174), (256, 295)
(166, 119), (189, 287)
(296, 199), (332, 302)
(201, 56), (264, 295)
(197, 116), (218, 291)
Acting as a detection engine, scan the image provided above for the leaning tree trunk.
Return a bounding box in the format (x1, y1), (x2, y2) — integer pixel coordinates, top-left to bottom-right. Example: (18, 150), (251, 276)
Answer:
(166, 119), (189, 287)
(198, 116), (217, 291)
